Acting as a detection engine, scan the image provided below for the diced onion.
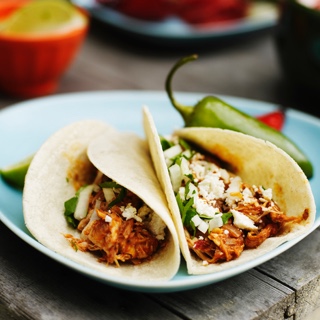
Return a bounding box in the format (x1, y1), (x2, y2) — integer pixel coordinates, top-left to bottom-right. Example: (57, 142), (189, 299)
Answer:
(192, 215), (209, 233)
(164, 145), (183, 167)
(180, 157), (191, 177)
(208, 216), (223, 231)
(74, 184), (94, 220)
(103, 188), (115, 203)
(198, 220), (209, 234)
(169, 163), (182, 193)
(191, 215), (202, 227)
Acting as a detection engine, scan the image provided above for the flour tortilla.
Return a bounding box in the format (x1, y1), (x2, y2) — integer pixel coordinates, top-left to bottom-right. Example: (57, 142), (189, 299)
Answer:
(23, 120), (180, 282)
(143, 106), (316, 275)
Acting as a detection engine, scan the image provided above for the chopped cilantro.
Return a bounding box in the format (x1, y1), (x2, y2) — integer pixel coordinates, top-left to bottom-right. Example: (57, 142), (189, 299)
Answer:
(184, 207), (197, 235)
(176, 192), (196, 229)
(184, 173), (195, 183)
(179, 138), (191, 150)
(64, 196), (79, 228)
(99, 181), (122, 188)
(107, 186), (127, 209)
(222, 212), (233, 224)
(63, 185), (87, 228)
(160, 135), (173, 151)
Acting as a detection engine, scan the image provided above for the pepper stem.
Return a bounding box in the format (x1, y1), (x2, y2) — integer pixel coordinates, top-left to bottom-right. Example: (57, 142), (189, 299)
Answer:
(165, 54), (198, 124)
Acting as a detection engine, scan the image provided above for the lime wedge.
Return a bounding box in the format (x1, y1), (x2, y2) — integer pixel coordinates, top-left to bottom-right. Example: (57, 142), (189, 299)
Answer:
(0, 0), (87, 36)
(1, 155), (34, 190)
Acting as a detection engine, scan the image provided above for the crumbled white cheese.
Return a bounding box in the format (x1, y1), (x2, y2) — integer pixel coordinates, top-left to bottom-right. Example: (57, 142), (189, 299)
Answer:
(193, 197), (216, 217)
(190, 161), (206, 180)
(219, 168), (230, 183)
(224, 176), (243, 207)
(147, 212), (167, 240)
(165, 138), (279, 240)
(121, 204), (142, 222)
(231, 209), (258, 231)
(198, 171), (225, 200)
(261, 187), (272, 200)
(105, 215), (112, 223)
(242, 187), (254, 203)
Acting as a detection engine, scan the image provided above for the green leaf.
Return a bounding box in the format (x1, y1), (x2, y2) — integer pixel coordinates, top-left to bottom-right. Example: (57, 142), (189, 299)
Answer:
(222, 212), (233, 224)
(63, 185), (88, 228)
(107, 186), (127, 209)
(179, 138), (191, 150)
(99, 181), (121, 188)
(184, 208), (197, 235)
(64, 196), (79, 228)
(64, 196), (78, 213)
(160, 135), (173, 151)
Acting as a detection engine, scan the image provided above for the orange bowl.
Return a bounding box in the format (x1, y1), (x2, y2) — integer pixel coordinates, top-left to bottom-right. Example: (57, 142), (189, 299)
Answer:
(0, 0), (89, 98)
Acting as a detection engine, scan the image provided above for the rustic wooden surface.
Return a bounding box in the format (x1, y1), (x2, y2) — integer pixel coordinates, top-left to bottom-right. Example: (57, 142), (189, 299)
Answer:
(0, 14), (319, 320)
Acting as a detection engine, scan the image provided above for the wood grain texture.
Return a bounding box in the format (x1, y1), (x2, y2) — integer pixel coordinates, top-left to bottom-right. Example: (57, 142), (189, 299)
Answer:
(258, 229), (320, 320)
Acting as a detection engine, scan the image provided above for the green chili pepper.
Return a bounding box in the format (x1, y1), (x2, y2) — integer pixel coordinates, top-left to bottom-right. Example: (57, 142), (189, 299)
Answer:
(165, 54), (313, 179)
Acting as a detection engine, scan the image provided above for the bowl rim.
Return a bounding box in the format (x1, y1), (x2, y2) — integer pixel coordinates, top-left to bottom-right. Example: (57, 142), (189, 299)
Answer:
(290, 0), (320, 16)
(0, 0), (89, 42)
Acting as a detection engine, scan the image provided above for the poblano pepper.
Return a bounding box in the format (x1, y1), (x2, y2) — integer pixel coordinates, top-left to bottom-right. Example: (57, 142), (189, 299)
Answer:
(165, 54), (313, 179)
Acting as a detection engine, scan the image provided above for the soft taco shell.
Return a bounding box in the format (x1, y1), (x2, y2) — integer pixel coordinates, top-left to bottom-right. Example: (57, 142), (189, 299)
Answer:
(143, 106), (316, 275)
(23, 120), (180, 282)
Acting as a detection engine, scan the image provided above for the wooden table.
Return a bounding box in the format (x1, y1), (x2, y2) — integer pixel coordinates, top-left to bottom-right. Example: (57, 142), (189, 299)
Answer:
(1, 18), (320, 320)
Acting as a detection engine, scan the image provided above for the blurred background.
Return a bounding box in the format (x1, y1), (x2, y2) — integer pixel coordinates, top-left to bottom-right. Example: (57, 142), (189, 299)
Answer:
(0, 0), (319, 117)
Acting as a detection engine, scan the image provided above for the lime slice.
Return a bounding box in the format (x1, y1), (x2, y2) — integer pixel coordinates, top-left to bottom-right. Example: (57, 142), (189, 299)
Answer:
(1, 155), (34, 190)
(0, 0), (87, 36)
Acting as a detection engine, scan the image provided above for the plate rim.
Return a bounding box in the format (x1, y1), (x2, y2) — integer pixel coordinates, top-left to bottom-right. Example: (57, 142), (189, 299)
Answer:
(0, 89), (319, 293)
(70, 0), (278, 41)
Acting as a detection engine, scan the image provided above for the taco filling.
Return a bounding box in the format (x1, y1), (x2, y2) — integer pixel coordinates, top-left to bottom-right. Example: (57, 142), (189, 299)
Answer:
(64, 170), (168, 266)
(161, 135), (304, 265)
(23, 120), (180, 281)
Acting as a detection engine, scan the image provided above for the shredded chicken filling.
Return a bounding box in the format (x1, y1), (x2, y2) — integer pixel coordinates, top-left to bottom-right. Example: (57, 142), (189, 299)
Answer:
(65, 173), (168, 266)
(163, 137), (305, 265)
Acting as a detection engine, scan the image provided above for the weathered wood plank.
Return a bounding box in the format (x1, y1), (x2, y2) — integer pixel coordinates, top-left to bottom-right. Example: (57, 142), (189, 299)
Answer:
(257, 228), (320, 320)
(0, 223), (180, 320)
(151, 269), (295, 320)
(0, 220), (297, 320)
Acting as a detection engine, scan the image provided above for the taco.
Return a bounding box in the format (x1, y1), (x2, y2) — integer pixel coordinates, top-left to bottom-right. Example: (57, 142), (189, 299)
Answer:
(143, 106), (316, 275)
(23, 120), (180, 282)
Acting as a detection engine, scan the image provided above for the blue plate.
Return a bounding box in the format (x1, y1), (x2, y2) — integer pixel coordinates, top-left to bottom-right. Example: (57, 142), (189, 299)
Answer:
(0, 90), (319, 293)
(71, 0), (278, 44)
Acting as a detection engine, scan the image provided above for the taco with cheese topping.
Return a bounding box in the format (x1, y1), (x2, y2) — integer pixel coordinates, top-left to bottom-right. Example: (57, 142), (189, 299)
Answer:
(23, 120), (180, 282)
(143, 106), (316, 275)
